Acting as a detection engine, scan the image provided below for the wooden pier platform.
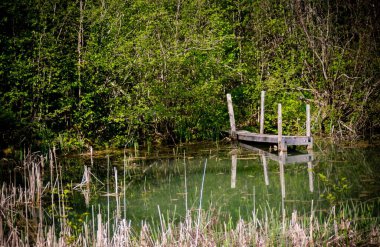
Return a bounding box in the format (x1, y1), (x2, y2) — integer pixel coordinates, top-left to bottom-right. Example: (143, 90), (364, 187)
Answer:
(235, 130), (312, 149)
(227, 92), (313, 152)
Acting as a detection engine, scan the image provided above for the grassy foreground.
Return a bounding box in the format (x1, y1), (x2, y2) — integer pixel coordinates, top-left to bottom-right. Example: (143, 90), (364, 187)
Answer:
(0, 152), (379, 246)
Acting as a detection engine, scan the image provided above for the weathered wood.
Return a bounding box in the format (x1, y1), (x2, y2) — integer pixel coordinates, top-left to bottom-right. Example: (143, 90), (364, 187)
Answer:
(236, 131), (311, 146)
(306, 104), (312, 150)
(226, 94), (236, 139)
(283, 136), (311, 145)
(226, 91), (313, 150)
(260, 91), (265, 134)
(237, 132), (278, 143)
(257, 106), (260, 123)
(277, 103), (286, 152)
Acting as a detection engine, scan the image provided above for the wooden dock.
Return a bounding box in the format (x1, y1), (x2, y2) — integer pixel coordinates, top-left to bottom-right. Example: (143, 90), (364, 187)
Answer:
(227, 92), (313, 152)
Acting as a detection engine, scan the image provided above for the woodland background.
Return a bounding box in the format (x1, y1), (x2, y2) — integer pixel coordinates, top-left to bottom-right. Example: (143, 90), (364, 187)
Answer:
(1, 0), (379, 151)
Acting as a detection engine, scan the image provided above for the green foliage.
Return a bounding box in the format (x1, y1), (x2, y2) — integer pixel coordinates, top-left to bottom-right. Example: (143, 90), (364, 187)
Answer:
(55, 131), (87, 153)
(1, 0), (379, 150)
(318, 173), (350, 205)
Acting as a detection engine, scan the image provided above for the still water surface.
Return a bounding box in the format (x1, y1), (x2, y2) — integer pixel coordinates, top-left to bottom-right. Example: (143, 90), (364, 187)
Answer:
(60, 142), (380, 226)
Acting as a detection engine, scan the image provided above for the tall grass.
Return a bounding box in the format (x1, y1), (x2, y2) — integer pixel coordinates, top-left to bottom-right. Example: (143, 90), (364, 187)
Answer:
(0, 152), (379, 246)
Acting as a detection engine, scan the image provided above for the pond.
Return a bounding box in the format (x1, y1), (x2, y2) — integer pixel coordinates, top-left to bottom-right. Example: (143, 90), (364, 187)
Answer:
(56, 141), (380, 230)
(1, 141), (380, 245)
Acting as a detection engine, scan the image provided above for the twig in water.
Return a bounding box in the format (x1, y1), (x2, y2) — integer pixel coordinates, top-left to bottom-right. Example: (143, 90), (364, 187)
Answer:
(123, 149), (127, 220)
(195, 158), (207, 246)
(107, 155), (110, 245)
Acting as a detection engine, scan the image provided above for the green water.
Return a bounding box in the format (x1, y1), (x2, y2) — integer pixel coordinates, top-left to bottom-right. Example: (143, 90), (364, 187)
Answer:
(55, 142), (380, 228)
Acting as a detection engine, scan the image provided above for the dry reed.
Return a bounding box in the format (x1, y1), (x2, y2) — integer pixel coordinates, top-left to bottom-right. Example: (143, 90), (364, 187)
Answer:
(0, 152), (379, 246)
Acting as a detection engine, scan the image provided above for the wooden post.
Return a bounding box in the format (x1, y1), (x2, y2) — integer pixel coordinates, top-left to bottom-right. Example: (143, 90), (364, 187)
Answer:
(227, 94), (236, 139)
(306, 104), (312, 150)
(257, 106), (260, 123)
(260, 91), (265, 134)
(278, 103), (287, 152)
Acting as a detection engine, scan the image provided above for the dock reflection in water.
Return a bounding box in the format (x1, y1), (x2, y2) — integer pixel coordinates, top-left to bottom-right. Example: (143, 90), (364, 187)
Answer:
(230, 142), (314, 202)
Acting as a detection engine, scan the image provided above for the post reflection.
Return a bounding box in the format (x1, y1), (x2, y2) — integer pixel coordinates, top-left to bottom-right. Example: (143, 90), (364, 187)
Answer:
(261, 152), (269, 186)
(308, 150), (314, 193)
(308, 161), (314, 192)
(231, 153), (237, 188)
(279, 153), (286, 198)
(231, 143), (315, 203)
